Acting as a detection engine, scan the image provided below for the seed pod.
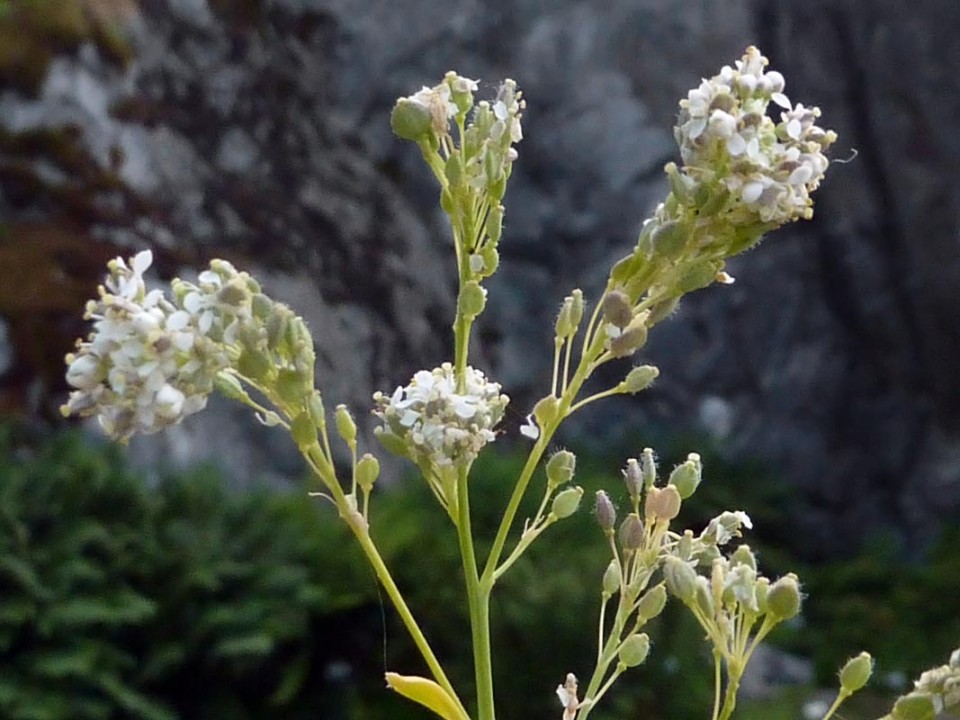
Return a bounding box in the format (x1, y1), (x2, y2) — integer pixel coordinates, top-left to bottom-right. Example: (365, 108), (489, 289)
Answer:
(595, 491), (616, 533)
(646, 485), (681, 522)
(356, 454), (380, 493)
(622, 459), (642, 503)
(767, 574), (802, 620)
(335, 404), (357, 448)
(290, 411), (316, 450)
(390, 97), (433, 140)
(891, 693), (936, 720)
(601, 290), (633, 329)
(619, 365), (659, 394)
(618, 634), (650, 667)
(546, 450), (577, 489)
(663, 556), (697, 604)
(839, 652), (873, 694)
(618, 513), (644, 551)
(458, 281), (487, 319)
(637, 584), (667, 622)
(551, 486), (583, 519)
(668, 453), (702, 499)
(602, 559), (622, 596)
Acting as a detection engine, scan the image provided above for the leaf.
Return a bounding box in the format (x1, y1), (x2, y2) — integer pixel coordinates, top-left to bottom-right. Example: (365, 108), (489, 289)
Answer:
(384, 673), (468, 720)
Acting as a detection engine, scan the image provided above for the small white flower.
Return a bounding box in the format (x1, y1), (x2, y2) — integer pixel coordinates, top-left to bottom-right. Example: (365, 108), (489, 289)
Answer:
(520, 414), (540, 440)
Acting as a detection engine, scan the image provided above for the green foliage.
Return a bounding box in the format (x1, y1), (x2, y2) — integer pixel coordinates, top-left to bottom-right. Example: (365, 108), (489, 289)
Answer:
(0, 424), (371, 720)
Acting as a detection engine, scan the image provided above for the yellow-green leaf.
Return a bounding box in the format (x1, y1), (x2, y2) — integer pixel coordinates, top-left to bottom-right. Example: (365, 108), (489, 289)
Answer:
(384, 673), (468, 720)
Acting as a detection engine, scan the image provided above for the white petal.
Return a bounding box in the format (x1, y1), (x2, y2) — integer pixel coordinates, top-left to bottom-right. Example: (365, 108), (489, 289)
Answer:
(132, 250), (153, 275)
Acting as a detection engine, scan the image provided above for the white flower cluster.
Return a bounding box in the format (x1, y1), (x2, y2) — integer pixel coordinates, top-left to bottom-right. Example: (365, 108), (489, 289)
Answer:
(374, 363), (509, 467)
(408, 72), (477, 136)
(675, 46), (836, 225)
(63, 251), (229, 441)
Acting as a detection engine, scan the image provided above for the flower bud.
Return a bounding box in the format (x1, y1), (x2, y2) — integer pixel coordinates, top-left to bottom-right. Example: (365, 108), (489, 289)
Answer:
(650, 219), (689, 259)
(237, 347), (273, 381)
(276, 368), (309, 405)
(891, 693), (936, 720)
(215, 372), (251, 403)
(618, 513), (644, 551)
(251, 292), (273, 319)
(444, 152), (464, 186)
(546, 450), (577, 489)
(307, 391), (326, 429)
(551, 486), (584, 519)
(640, 447), (657, 489)
(458, 281), (487, 319)
(216, 279), (250, 307)
(676, 530), (694, 561)
(637, 584), (667, 622)
(391, 97), (433, 140)
(645, 485), (681, 522)
(839, 652), (873, 694)
(668, 453), (702, 499)
(595, 491), (616, 533)
(622, 459), (642, 503)
(730, 544), (757, 571)
(608, 320), (648, 358)
(374, 427), (409, 458)
(766, 574), (802, 620)
(486, 204), (503, 244)
(533, 395), (559, 427)
(676, 260), (721, 294)
(694, 576), (715, 617)
(663, 556), (698, 604)
(754, 577), (770, 614)
(618, 633), (650, 668)
(356, 453), (380, 493)
(601, 290), (633, 329)
(602, 559), (622, 596)
(618, 365), (659, 394)
(291, 411), (317, 450)
(647, 297), (679, 325)
(335, 404), (357, 448)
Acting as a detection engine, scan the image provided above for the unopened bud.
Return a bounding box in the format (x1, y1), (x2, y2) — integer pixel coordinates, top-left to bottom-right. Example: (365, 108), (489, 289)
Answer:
(307, 391), (326, 429)
(618, 633), (650, 667)
(484, 203), (504, 245)
(622, 459), (642, 503)
(663, 556), (698, 604)
(444, 152), (464, 186)
(767, 574), (802, 620)
(276, 368), (308, 405)
(602, 559), (622, 596)
(891, 693), (936, 720)
(551, 486), (584, 519)
(458, 281), (487, 319)
(637, 584), (667, 622)
(555, 298), (575, 338)
(215, 372), (250, 403)
(645, 485), (682, 522)
(619, 365), (659, 394)
(374, 427), (409, 458)
(647, 297), (679, 325)
(839, 652), (873, 694)
(546, 450), (577, 489)
(640, 448), (657, 488)
(608, 320), (648, 358)
(601, 290), (633, 329)
(754, 577), (770, 614)
(730, 544), (757, 571)
(391, 97), (433, 140)
(694, 577), (714, 617)
(676, 260), (721, 294)
(356, 454), (380, 493)
(650, 219), (689, 259)
(668, 453), (702, 499)
(618, 513), (644, 551)
(237, 347), (273, 381)
(251, 292), (273, 319)
(335, 404), (357, 448)
(595, 491), (616, 533)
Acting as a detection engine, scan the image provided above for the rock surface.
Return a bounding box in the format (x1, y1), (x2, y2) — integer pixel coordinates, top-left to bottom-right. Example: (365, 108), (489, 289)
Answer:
(1, 0), (957, 550)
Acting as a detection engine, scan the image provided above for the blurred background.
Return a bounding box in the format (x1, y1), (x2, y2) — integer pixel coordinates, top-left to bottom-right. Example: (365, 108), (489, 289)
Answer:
(1, 0), (958, 718)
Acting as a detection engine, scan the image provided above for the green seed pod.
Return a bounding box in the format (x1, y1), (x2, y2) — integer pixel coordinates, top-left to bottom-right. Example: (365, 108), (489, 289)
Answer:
(618, 634), (650, 668)
(290, 411), (316, 450)
(480, 246), (499, 275)
(619, 365), (659, 394)
(486, 204), (503, 244)
(676, 530), (694, 561)
(618, 513), (644, 551)
(444, 152), (464, 187)
(533, 395), (559, 427)
(891, 693), (936, 720)
(569, 289), (584, 328)
(440, 188), (456, 214)
(595, 491), (616, 533)
(601, 290), (633, 329)
(551, 486), (584, 519)
(668, 453), (702, 499)
(458, 281), (487, 319)
(356, 453), (381, 493)
(637, 584), (667, 622)
(307, 391), (325, 429)
(767, 574), (802, 620)
(335, 404), (357, 448)
(390, 97), (433, 140)
(663, 556), (698, 604)
(622, 459), (642, 503)
(602, 559), (622, 596)
(839, 652), (873, 694)
(546, 450), (577, 489)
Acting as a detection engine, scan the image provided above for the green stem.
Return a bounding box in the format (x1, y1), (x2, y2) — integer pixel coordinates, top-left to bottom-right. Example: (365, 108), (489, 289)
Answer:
(457, 466), (496, 720)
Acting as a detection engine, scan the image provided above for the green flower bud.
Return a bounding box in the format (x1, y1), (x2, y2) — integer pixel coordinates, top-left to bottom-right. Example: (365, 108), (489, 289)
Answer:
(619, 365), (659, 394)
(441, 188), (456, 214)
(335, 404), (357, 448)
(251, 292), (273, 319)
(486, 204), (503, 244)
(730, 544), (757, 572)
(610, 252), (640, 284)
(694, 577), (715, 617)
(533, 395), (559, 427)
(891, 693), (936, 720)
(675, 260), (720, 294)
(839, 652), (873, 694)
(668, 453), (702, 499)
(291, 411), (316, 450)
(595, 490), (616, 533)
(237, 347), (273, 381)
(767, 574), (802, 620)
(637, 584), (667, 622)
(602, 559), (622, 597)
(216, 279), (250, 307)
(458, 281), (487, 319)
(569, 289), (584, 329)
(266, 307), (289, 350)
(601, 290), (633, 328)
(215, 372), (251, 403)
(618, 633), (650, 668)
(551, 486), (584, 519)
(555, 298), (575, 339)
(307, 391), (325, 429)
(391, 97), (433, 140)
(622, 459), (642, 503)
(356, 453), (380, 493)
(647, 297), (679, 325)
(276, 368), (308, 405)
(641, 447), (657, 489)
(374, 427), (408, 458)
(618, 513), (644, 551)
(754, 577), (770, 614)
(645, 485), (681, 522)
(444, 152), (464, 186)
(665, 162), (696, 206)
(663, 556), (698, 604)
(480, 246), (499, 275)
(546, 450), (577, 489)
(650, 219), (689, 259)
(677, 530), (694, 561)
